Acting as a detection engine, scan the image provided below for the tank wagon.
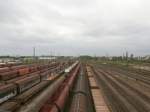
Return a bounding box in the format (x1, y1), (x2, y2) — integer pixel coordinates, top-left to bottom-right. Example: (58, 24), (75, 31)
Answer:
(40, 61), (80, 112)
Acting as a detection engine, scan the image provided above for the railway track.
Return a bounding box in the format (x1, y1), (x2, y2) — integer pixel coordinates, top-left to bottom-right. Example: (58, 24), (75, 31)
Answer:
(115, 65), (150, 78)
(96, 64), (150, 87)
(92, 65), (150, 112)
(1, 61), (149, 112)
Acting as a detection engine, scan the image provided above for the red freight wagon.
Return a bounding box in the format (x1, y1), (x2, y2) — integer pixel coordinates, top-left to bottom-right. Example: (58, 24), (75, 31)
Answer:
(0, 67), (10, 73)
(6, 75), (28, 84)
(40, 71), (51, 80)
(18, 68), (29, 75)
(15, 74), (40, 93)
(28, 71), (40, 76)
(11, 65), (27, 70)
(29, 66), (38, 73)
(0, 70), (18, 81)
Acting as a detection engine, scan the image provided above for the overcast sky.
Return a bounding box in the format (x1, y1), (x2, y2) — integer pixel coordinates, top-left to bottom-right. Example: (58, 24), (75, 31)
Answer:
(0, 0), (150, 56)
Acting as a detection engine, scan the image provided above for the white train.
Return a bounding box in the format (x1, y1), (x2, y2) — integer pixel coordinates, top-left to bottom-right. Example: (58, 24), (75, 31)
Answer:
(65, 61), (79, 73)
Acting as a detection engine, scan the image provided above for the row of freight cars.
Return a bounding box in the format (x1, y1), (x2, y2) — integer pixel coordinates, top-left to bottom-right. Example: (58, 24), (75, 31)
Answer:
(40, 61), (80, 112)
(0, 62), (58, 73)
(0, 61), (78, 112)
(0, 62), (66, 104)
(0, 62), (60, 81)
(0, 62), (22, 68)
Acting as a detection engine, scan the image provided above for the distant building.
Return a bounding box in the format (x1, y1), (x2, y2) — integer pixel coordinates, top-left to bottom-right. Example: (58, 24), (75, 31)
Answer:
(0, 57), (14, 63)
(38, 56), (57, 60)
(108, 57), (113, 60)
(143, 55), (150, 60)
(0, 57), (21, 65)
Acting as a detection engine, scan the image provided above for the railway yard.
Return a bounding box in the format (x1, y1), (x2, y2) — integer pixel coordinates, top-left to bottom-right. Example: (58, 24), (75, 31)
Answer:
(1, 0), (150, 111)
(0, 60), (150, 112)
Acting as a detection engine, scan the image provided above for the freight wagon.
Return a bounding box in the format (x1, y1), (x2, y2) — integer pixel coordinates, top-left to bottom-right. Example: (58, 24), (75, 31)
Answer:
(0, 62), (66, 104)
(0, 74), (41, 104)
(0, 67), (63, 104)
(0, 84), (17, 104)
(0, 62), (60, 81)
(15, 74), (41, 93)
(0, 70), (18, 81)
(0, 67), (10, 73)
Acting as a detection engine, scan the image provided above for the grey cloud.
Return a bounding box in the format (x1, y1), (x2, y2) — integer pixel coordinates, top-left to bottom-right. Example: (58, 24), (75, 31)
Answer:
(0, 0), (150, 56)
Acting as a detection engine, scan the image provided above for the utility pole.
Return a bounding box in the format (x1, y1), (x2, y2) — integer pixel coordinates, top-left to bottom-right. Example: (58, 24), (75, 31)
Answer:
(33, 47), (36, 63)
(126, 51), (128, 61)
(126, 51), (129, 67)
(33, 47), (35, 58)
